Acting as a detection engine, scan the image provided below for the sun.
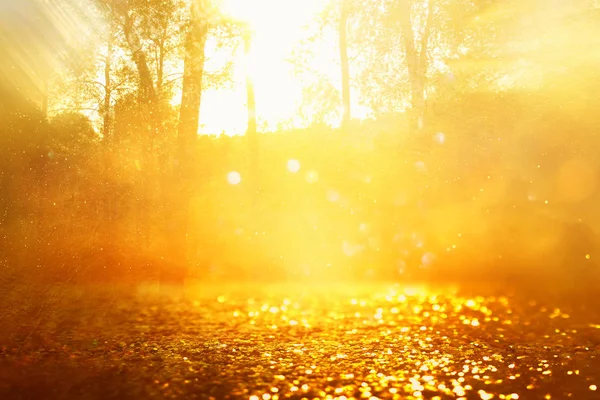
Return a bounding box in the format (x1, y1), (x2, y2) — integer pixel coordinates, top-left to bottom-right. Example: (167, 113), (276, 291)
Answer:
(218, 0), (326, 31)
(198, 0), (332, 135)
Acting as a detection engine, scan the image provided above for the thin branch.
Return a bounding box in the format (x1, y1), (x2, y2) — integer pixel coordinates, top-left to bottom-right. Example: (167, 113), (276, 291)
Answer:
(83, 80), (107, 90)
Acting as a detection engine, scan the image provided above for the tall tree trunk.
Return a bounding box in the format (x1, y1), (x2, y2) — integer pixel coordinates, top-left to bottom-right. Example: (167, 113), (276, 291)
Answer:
(244, 27), (259, 196)
(339, 0), (351, 130)
(157, 41), (165, 95)
(418, 0), (434, 113)
(165, 2), (209, 287)
(123, 24), (157, 108)
(102, 24), (114, 231)
(122, 13), (158, 255)
(398, 0), (433, 131)
(178, 4), (208, 142)
(103, 25), (114, 141)
(245, 30), (257, 138)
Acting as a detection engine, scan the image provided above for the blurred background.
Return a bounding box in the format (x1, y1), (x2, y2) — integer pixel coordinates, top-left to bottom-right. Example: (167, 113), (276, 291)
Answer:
(1, 0), (600, 291)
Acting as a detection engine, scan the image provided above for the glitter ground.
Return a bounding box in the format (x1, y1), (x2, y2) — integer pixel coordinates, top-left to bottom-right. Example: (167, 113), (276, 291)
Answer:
(1, 283), (600, 399)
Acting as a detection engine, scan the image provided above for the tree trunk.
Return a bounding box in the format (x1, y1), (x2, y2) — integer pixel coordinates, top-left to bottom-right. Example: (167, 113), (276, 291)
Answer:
(164, 2), (210, 287)
(124, 30), (156, 107)
(245, 30), (257, 138)
(398, 0), (433, 131)
(339, 0), (351, 130)
(178, 7), (208, 143)
(102, 24), (114, 233)
(103, 25), (114, 141)
(244, 27), (259, 196)
(121, 13), (158, 257)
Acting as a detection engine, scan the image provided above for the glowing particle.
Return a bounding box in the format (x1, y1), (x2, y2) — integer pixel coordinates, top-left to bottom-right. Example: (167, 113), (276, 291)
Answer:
(327, 189), (340, 202)
(217, 296), (225, 303)
(262, 394), (271, 400)
(590, 385), (597, 391)
(306, 170), (319, 183)
(421, 252), (436, 266)
(250, 396), (259, 400)
(227, 171), (241, 185)
(342, 241), (363, 256)
(287, 159), (300, 173)
(509, 394), (519, 399)
(434, 132), (445, 144)
(586, 254), (591, 260)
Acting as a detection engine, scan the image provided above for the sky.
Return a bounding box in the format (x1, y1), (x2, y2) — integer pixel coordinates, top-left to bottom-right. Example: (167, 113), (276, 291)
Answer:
(195, 0), (335, 135)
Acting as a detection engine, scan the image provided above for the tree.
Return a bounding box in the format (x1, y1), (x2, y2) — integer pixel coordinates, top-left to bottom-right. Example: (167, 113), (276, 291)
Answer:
(394, 0), (434, 130)
(339, 0), (351, 129)
(244, 27), (257, 139)
(178, 0), (210, 144)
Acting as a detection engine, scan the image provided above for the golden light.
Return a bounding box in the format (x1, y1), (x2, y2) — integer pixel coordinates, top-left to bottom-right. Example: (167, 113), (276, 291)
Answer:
(227, 171), (242, 185)
(202, 0), (336, 134)
(286, 159), (301, 173)
(326, 189), (340, 202)
(218, 0), (265, 26)
(434, 132), (445, 144)
(305, 170), (319, 183)
(556, 158), (597, 203)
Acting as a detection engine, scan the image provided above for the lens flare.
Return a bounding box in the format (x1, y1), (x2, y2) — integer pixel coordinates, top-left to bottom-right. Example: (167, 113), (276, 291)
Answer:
(287, 159), (301, 173)
(227, 171), (242, 185)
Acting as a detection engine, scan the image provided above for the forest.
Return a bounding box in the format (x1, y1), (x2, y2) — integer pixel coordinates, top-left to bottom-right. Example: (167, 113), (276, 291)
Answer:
(2, 0), (600, 289)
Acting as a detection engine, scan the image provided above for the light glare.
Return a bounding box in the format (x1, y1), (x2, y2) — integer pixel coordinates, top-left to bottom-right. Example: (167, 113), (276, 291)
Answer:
(227, 171), (242, 185)
(287, 159), (301, 173)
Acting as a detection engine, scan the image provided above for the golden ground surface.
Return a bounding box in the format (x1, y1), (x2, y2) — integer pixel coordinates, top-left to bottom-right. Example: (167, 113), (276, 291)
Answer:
(2, 283), (600, 399)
